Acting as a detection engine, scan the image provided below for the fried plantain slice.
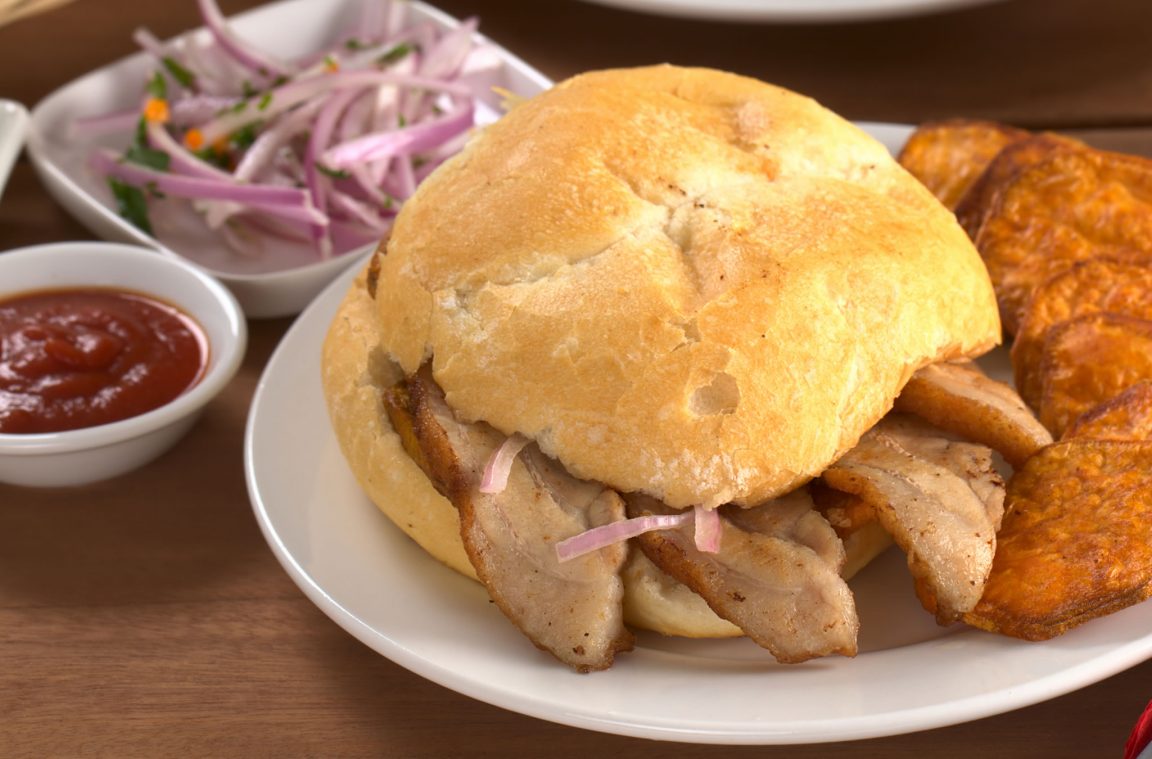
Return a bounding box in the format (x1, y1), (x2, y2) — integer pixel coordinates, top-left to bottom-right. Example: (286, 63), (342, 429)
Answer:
(896, 119), (1030, 210)
(1010, 259), (1152, 411)
(895, 360), (1051, 468)
(1062, 380), (1152, 442)
(1035, 313), (1152, 438)
(971, 145), (1152, 334)
(965, 439), (1152, 640)
(954, 133), (1081, 240)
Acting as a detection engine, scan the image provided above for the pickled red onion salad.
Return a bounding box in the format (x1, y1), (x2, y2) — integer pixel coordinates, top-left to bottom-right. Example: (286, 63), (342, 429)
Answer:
(80, 0), (495, 260)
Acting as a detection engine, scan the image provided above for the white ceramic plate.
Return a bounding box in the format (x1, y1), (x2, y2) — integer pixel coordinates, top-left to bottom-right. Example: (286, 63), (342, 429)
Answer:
(27, 0), (550, 318)
(574, 0), (1007, 22)
(245, 125), (1152, 744)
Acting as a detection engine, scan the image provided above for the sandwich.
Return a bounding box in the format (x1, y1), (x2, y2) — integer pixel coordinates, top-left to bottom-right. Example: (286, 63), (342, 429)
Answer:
(321, 65), (1015, 672)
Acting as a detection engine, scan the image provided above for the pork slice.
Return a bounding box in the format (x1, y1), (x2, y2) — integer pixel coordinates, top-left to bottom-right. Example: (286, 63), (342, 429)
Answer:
(823, 415), (1005, 623)
(895, 360), (1052, 468)
(387, 372), (634, 672)
(722, 487), (846, 570)
(626, 493), (858, 663)
(877, 414), (1006, 530)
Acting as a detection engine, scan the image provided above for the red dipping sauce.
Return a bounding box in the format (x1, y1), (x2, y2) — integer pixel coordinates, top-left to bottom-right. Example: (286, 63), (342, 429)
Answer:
(0, 288), (208, 434)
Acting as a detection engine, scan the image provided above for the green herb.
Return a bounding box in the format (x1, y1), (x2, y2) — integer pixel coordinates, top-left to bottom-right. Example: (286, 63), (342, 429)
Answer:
(162, 57), (197, 89)
(344, 37), (364, 51)
(196, 146), (230, 169)
(124, 144), (171, 171)
(257, 92), (273, 111)
(242, 80), (259, 98)
(316, 164), (350, 180)
(108, 179), (153, 234)
(125, 117), (171, 171)
(134, 117), (148, 148)
(377, 42), (415, 66)
(230, 121), (262, 150)
(146, 71), (167, 99)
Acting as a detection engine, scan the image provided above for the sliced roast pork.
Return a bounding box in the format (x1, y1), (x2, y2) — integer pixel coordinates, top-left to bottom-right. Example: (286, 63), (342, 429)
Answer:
(823, 414), (1005, 623)
(895, 360), (1051, 468)
(385, 371), (633, 672)
(625, 492), (859, 663)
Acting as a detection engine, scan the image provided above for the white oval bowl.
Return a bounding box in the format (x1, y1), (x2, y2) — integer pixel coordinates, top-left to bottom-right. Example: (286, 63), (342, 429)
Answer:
(0, 242), (247, 486)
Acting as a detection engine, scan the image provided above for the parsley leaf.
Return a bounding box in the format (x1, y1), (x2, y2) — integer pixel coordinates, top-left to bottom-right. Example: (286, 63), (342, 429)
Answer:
(162, 57), (197, 90)
(108, 179), (153, 234)
(316, 164), (350, 180)
(124, 144), (171, 172)
(378, 42), (416, 66)
(230, 121), (262, 150)
(146, 71), (167, 100)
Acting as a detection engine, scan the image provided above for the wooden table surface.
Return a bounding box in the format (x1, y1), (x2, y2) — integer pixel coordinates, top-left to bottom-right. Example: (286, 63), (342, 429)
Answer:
(3, 0), (1152, 755)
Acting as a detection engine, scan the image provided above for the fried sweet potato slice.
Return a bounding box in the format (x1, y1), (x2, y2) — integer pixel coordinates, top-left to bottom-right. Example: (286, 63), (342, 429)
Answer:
(972, 145), (1152, 334)
(954, 133), (1081, 240)
(1011, 259), (1152, 411)
(895, 360), (1051, 468)
(1063, 380), (1152, 442)
(1036, 313), (1152, 438)
(965, 440), (1152, 640)
(896, 119), (1029, 210)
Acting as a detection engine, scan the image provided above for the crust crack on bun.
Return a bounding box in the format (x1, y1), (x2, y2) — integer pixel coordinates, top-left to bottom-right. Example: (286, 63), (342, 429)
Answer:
(322, 65), (1004, 667)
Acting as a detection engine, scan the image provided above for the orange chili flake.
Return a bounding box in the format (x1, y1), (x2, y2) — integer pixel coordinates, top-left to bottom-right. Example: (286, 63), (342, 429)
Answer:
(323, 55), (340, 73)
(143, 97), (170, 124)
(182, 128), (205, 150)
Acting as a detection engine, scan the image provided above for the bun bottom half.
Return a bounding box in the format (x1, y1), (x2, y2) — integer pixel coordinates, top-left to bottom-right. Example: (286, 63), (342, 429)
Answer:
(321, 267), (893, 639)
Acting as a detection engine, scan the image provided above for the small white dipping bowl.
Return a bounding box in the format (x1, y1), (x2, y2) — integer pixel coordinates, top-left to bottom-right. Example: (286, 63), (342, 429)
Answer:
(0, 242), (246, 487)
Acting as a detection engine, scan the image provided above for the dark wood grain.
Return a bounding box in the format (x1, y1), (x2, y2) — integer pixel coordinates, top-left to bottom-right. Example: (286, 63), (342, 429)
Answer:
(1, 0), (1151, 756)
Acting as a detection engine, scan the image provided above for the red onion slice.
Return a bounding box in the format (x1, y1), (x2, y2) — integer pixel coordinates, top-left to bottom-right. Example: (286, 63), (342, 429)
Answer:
(144, 118), (229, 180)
(693, 505), (722, 553)
(555, 513), (692, 562)
(479, 434), (530, 494)
(72, 110), (138, 138)
(92, 150), (327, 226)
(232, 99), (324, 182)
(555, 503), (724, 562)
(323, 99), (474, 168)
(196, 0), (292, 79)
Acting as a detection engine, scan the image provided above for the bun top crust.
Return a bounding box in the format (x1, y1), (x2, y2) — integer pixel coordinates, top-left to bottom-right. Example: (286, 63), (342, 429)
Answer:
(374, 65), (1000, 509)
